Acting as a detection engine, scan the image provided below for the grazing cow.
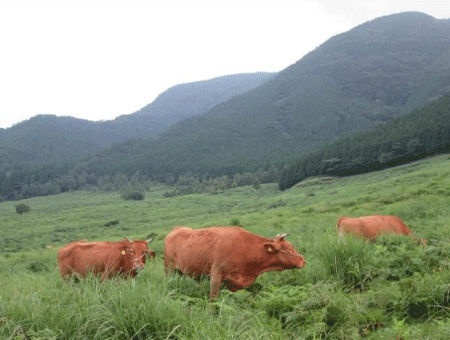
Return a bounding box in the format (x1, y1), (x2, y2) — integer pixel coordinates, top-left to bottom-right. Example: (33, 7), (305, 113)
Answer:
(336, 215), (426, 247)
(164, 226), (306, 299)
(57, 237), (156, 280)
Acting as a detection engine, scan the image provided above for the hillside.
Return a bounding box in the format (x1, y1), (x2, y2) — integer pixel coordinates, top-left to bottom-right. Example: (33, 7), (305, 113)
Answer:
(279, 92), (450, 190)
(0, 72), (273, 166)
(0, 115), (121, 164)
(113, 72), (275, 135)
(2, 155), (450, 338)
(87, 12), (450, 178)
(4, 77), (449, 202)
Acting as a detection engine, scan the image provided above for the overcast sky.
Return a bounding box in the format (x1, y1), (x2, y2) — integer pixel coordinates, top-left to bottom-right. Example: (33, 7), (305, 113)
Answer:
(1, 1), (449, 129)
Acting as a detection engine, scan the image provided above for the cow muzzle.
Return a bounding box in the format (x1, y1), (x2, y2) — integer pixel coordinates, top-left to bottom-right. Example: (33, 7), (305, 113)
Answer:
(295, 256), (306, 269)
(132, 257), (145, 271)
(278, 249), (306, 269)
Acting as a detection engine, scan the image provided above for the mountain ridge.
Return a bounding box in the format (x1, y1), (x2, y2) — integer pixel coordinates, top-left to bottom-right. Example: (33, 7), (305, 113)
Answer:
(86, 11), (450, 178)
(0, 72), (274, 166)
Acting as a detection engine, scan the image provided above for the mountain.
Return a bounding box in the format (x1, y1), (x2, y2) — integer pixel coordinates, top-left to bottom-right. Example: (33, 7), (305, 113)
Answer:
(113, 72), (276, 136)
(0, 72), (274, 166)
(87, 12), (450, 178)
(279, 91), (450, 190)
(0, 115), (118, 165)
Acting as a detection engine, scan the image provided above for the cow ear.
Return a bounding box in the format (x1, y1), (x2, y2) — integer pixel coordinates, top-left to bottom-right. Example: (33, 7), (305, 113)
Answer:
(119, 245), (131, 255)
(264, 243), (279, 254)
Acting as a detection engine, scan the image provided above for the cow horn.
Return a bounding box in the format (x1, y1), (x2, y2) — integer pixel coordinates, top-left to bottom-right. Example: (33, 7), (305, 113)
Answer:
(147, 237), (154, 244)
(276, 233), (290, 239)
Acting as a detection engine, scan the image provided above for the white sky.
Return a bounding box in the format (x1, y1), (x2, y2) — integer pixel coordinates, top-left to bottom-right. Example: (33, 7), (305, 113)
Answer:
(1, 1), (449, 129)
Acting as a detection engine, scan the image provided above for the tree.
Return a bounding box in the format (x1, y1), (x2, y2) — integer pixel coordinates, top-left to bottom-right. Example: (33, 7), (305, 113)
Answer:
(15, 204), (31, 214)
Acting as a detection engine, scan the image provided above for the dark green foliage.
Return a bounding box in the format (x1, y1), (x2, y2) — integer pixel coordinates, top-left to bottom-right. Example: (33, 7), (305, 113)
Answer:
(230, 218), (242, 227)
(15, 204), (30, 214)
(120, 191), (145, 201)
(280, 92), (450, 190)
(104, 220), (119, 227)
(162, 171), (273, 198)
(27, 260), (51, 273)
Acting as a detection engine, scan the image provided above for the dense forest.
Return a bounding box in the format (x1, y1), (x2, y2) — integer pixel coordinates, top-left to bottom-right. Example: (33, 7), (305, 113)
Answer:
(279, 92), (450, 190)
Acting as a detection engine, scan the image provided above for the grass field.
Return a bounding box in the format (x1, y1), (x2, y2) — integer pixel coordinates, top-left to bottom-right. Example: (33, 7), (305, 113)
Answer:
(2, 155), (450, 339)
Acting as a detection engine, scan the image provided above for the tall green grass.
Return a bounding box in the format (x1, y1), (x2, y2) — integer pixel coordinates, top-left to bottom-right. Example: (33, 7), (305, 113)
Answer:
(2, 155), (450, 338)
(316, 234), (374, 290)
(0, 259), (289, 339)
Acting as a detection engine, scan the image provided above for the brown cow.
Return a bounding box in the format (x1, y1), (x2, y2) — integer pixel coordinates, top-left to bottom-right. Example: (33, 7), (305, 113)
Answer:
(164, 226), (306, 299)
(57, 237), (156, 280)
(336, 215), (426, 247)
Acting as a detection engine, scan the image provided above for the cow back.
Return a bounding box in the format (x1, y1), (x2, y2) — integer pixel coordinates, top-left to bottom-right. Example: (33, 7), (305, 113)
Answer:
(337, 215), (412, 241)
(57, 239), (152, 279)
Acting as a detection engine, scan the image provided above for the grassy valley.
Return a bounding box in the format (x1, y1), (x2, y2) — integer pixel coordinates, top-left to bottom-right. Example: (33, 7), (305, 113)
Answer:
(2, 155), (450, 338)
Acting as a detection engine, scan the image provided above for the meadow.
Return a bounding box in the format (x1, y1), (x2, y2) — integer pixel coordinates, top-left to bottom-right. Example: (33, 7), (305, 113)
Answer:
(2, 155), (450, 339)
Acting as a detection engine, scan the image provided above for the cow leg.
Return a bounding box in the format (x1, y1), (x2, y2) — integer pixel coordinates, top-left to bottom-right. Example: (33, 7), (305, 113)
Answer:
(164, 253), (177, 276)
(210, 268), (223, 300)
(336, 224), (345, 242)
(164, 260), (176, 276)
(59, 265), (70, 279)
(59, 261), (76, 280)
(100, 269), (111, 281)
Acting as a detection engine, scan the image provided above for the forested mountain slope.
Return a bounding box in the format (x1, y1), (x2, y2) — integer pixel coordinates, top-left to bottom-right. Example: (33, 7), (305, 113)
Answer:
(0, 72), (273, 166)
(87, 12), (450, 178)
(114, 72), (275, 135)
(279, 92), (450, 190)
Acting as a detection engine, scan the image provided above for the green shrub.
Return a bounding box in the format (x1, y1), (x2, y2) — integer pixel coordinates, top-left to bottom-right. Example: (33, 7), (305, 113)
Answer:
(230, 218), (242, 227)
(373, 235), (428, 282)
(254, 282), (367, 339)
(120, 191), (145, 201)
(398, 272), (450, 320)
(27, 260), (51, 273)
(15, 204), (31, 214)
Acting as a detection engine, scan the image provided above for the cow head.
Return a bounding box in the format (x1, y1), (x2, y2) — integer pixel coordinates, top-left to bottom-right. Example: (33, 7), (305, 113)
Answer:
(120, 238), (156, 275)
(263, 233), (306, 270)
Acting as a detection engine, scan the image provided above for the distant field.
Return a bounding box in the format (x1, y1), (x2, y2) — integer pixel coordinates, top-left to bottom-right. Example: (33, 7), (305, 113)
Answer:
(2, 155), (450, 339)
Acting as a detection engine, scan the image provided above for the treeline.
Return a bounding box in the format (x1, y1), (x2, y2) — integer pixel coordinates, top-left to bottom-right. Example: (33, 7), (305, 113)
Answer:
(0, 158), (281, 201)
(0, 162), (94, 201)
(279, 93), (450, 190)
(163, 166), (281, 197)
(83, 126), (293, 183)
